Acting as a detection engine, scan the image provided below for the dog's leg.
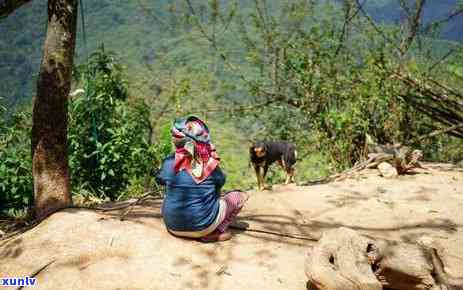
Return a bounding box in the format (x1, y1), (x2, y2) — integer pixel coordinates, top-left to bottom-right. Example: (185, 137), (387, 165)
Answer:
(284, 169), (294, 184)
(262, 164), (269, 190)
(286, 167), (295, 184)
(285, 146), (297, 184)
(281, 157), (291, 184)
(258, 168), (264, 191)
(253, 165), (263, 191)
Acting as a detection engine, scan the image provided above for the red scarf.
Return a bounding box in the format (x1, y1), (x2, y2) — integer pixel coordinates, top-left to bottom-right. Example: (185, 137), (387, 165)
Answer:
(174, 142), (220, 183)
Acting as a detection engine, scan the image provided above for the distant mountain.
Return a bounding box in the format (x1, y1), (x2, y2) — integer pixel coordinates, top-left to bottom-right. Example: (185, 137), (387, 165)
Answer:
(366, 0), (463, 41)
(0, 0), (461, 113)
(0, 1), (47, 110)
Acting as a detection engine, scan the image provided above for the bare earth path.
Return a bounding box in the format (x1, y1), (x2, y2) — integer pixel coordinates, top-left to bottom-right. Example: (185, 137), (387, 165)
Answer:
(1, 164), (462, 290)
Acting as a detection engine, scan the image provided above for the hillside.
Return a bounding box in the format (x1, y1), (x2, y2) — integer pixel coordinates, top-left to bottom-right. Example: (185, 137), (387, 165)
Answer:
(1, 0), (462, 110)
(1, 164), (462, 289)
(367, 0), (463, 41)
(1, 2), (462, 288)
(1, 0), (462, 216)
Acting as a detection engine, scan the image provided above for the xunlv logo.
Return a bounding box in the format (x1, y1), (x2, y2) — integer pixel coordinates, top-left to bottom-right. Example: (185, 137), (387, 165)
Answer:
(1, 277), (37, 287)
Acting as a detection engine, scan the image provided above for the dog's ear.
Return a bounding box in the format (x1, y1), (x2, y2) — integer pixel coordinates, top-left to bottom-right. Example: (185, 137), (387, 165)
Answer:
(248, 140), (256, 152)
(262, 142), (267, 152)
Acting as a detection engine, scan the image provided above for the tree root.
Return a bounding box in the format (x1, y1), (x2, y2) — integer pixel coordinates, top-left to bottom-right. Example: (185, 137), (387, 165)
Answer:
(305, 227), (463, 290)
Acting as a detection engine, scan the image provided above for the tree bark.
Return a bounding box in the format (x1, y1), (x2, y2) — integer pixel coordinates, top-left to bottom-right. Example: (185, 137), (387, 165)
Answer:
(32, 0), (77, 220)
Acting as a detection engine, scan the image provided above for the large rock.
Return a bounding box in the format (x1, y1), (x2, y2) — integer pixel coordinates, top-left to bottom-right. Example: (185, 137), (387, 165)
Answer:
(0, 203), (310, 290)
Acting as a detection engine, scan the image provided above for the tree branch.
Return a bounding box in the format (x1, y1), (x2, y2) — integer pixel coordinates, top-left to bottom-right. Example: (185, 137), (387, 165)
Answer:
(409, 123), (463, 144)
(334, 0), (363, 57)
(424, 7), (463, 34)
(136, 0), (171, 32)
(428, 45), (463, 72)
(0, 0), (32, 18)
(399, 0), (426, 56)
(354, 0), (401, 54)
(184, 0), (215, 48)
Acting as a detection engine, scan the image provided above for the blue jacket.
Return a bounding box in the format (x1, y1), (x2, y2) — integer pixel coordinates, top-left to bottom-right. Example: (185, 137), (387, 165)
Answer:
(156, 154), (225, 232)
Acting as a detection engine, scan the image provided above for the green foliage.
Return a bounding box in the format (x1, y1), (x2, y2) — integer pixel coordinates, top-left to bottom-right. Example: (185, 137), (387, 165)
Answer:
(1, 0), (462, 210)
(0, 109), (33, 216)
(69, 47), (158, 200)
(1, 47), (168, 216)
(229, 1), (462, 170)
(157, 122), (173, 157)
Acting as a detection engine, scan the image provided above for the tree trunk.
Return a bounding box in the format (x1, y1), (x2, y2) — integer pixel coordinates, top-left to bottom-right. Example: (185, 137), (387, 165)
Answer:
(305, 227), (463, 290)
(32, 0), (77, 220)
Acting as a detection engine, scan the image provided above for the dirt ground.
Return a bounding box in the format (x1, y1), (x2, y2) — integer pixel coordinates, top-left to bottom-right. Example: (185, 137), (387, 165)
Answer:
(1, 163), (462, 290)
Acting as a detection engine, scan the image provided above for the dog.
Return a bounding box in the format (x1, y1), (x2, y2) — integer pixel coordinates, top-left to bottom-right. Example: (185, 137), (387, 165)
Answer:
(249, 141), (297, 190)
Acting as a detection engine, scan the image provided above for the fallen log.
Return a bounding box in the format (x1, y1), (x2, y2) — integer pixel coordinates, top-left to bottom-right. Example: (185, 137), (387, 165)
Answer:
(305, 227), (463, 290)
(367, 136), (425, 175)
(303, 139), (424, 185)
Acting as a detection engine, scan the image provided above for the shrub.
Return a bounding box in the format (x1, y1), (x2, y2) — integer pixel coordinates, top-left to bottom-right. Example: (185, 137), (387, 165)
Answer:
(69, 46), (159, 200)
(0, 47), (166, 215)
(0, 109), (33, 217)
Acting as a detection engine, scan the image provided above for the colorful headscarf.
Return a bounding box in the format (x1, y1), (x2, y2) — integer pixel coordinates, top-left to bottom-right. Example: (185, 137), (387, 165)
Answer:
(172, 116), (220, 183)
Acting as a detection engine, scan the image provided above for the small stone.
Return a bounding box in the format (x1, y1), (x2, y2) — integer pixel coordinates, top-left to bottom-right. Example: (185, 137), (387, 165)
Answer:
(378, 162), (398, 178)
(417, 236), (434, 247)
(376, 187), (387, 194)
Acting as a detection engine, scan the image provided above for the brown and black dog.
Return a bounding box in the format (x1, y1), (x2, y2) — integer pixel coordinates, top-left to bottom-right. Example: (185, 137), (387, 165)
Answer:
(249, 141), (297, 190)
